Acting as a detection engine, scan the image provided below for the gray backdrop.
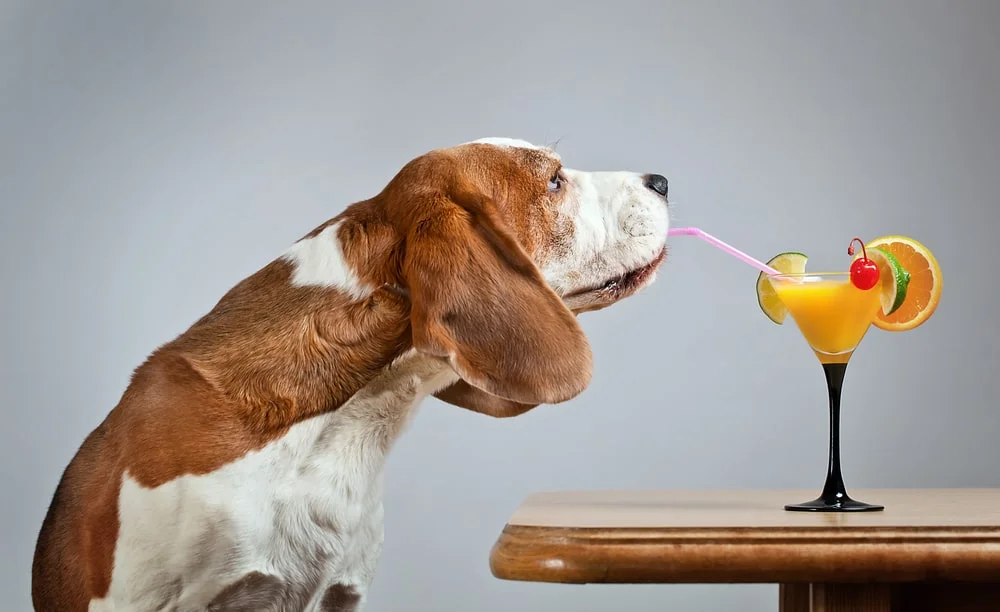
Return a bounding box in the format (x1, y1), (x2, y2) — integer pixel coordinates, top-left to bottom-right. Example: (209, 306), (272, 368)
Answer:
(3, 1), (998, 610)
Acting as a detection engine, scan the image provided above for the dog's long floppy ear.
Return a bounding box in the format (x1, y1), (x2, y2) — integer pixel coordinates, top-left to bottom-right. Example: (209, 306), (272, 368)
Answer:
(402, 183), (593, 407)
(434, 380), (538, 418)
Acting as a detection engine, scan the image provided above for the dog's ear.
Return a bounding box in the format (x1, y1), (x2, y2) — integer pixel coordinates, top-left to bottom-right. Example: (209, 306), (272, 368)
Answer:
(401, 183), (593, 407)
(433, 380), (538, 418)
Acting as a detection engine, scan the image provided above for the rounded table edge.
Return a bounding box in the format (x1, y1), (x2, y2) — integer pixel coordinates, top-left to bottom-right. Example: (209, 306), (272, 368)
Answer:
(489, 523), (1000, 584)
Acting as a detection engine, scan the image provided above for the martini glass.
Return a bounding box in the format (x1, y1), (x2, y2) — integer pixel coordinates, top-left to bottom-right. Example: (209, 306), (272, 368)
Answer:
(768, 271), (884, 512)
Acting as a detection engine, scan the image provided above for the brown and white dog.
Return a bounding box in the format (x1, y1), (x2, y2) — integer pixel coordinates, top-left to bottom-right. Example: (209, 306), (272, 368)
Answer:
(31, 137), (670, 611)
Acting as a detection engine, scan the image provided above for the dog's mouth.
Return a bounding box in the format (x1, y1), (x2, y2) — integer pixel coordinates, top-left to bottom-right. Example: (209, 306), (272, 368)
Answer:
(564, 248), (667, 305)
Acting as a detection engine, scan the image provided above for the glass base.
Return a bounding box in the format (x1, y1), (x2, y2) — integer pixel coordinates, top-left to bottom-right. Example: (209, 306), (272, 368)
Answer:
(785, 496), (884, 512)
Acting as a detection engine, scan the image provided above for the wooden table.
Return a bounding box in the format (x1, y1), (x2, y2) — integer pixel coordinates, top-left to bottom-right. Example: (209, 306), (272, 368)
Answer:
(489, 489), (1000, 611)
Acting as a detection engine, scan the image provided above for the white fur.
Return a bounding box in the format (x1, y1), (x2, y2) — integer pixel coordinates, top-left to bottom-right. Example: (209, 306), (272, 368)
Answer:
(282, 221), (372, 298)
(466, 136), (551, 153)
(91, 351), (458, 612)
(545, 168), (670, 295)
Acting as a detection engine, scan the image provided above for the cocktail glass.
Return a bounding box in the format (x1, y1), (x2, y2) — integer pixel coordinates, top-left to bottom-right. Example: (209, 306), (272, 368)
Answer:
(767, 271), (884, 512)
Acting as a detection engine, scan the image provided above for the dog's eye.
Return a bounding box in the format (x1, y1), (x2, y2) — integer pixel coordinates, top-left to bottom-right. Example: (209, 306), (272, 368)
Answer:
(547, 171), (563, 192)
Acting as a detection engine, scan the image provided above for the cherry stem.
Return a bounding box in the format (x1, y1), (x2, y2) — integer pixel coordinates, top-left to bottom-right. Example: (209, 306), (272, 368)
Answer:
(848, 237), (868, 260)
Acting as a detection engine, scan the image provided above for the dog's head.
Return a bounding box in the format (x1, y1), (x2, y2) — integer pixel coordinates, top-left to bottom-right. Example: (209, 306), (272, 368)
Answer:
(456, 138), (670, 314)
(371, 137), (669, 416)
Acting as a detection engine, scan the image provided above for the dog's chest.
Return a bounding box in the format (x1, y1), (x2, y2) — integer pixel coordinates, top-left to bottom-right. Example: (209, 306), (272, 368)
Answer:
(95, 352), (459, 612)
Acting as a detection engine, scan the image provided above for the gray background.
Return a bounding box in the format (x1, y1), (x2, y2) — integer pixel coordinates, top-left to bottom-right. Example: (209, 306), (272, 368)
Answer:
(3, 1), (999, 610)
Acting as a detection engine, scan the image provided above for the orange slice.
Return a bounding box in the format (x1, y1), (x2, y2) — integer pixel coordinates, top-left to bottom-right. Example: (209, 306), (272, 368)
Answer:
(865, 235), (942, 331)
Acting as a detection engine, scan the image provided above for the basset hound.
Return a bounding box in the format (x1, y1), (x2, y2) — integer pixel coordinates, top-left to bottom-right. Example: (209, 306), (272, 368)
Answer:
(31, 137), (670, 611)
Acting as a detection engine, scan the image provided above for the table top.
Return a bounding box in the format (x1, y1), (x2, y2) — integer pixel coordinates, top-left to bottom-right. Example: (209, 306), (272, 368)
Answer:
(489, 489), (1000, 585)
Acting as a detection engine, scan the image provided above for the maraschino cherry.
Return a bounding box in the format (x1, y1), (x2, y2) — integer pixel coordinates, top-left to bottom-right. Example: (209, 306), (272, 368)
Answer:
(848, 237), (880, 290)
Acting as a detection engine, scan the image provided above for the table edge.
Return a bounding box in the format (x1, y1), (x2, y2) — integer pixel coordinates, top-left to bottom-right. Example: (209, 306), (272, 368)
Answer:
(489, 523), (1000, 584)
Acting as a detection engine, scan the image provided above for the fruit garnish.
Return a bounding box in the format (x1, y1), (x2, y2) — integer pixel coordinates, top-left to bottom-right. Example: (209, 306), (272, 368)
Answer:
(756, 252), (808, 324)
(847, 238), (880, 290)
(863, 235), (942, 331)
(853, 246), (910, 316)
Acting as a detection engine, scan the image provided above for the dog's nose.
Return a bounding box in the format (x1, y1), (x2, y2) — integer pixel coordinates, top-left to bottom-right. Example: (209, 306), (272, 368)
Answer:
(643, 174), (669, 197)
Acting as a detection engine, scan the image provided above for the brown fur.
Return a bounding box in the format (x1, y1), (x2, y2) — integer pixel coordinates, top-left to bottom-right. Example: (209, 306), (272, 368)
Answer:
(320, 584), (362, 611)
(205, 572), (287, 611)
(31, 142), (591, 611)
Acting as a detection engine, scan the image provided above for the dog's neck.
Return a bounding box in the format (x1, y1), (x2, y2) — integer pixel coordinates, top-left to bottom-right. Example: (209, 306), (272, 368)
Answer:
(168, 205), (418, 434)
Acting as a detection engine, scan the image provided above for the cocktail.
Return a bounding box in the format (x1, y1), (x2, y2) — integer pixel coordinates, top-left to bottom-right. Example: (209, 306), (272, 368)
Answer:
(766, 271), (883, 510)
(669, 228), (942, 512)
(757, 237), (942, 511)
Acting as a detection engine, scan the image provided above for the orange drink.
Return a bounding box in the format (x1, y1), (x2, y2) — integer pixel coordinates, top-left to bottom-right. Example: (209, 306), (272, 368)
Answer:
(771, 274), (881, 364)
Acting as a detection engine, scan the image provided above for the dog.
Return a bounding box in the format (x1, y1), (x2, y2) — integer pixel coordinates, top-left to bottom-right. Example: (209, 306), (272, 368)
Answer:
(31, 137), (670, 611)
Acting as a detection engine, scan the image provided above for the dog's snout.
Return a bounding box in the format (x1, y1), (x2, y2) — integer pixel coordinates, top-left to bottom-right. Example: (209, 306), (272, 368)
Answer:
(643, 174), (669, 197)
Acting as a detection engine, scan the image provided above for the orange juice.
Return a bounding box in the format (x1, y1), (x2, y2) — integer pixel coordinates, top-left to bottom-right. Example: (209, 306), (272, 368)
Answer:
(772, 276), (881, 364)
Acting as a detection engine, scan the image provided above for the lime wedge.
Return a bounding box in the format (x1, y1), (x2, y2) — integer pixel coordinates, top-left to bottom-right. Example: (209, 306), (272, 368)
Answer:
(859, 246), (910, 316)
(756, 252), (808, 324)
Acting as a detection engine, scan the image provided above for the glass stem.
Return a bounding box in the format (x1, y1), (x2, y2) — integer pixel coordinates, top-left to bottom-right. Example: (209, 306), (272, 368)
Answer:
(820, 362), (849, 505)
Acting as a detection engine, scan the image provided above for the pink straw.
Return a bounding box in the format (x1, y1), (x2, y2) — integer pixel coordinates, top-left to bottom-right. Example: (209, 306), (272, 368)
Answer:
(668, 227), (781, 275)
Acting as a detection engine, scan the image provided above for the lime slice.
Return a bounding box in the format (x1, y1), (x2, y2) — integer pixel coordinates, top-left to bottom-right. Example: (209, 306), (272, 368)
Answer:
(858, 246), (910, 316)
(756, 252), (808, 324)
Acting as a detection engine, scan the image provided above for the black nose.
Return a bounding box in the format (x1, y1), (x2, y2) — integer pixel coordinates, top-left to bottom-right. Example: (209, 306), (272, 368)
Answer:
(643, 173), (669, 197)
